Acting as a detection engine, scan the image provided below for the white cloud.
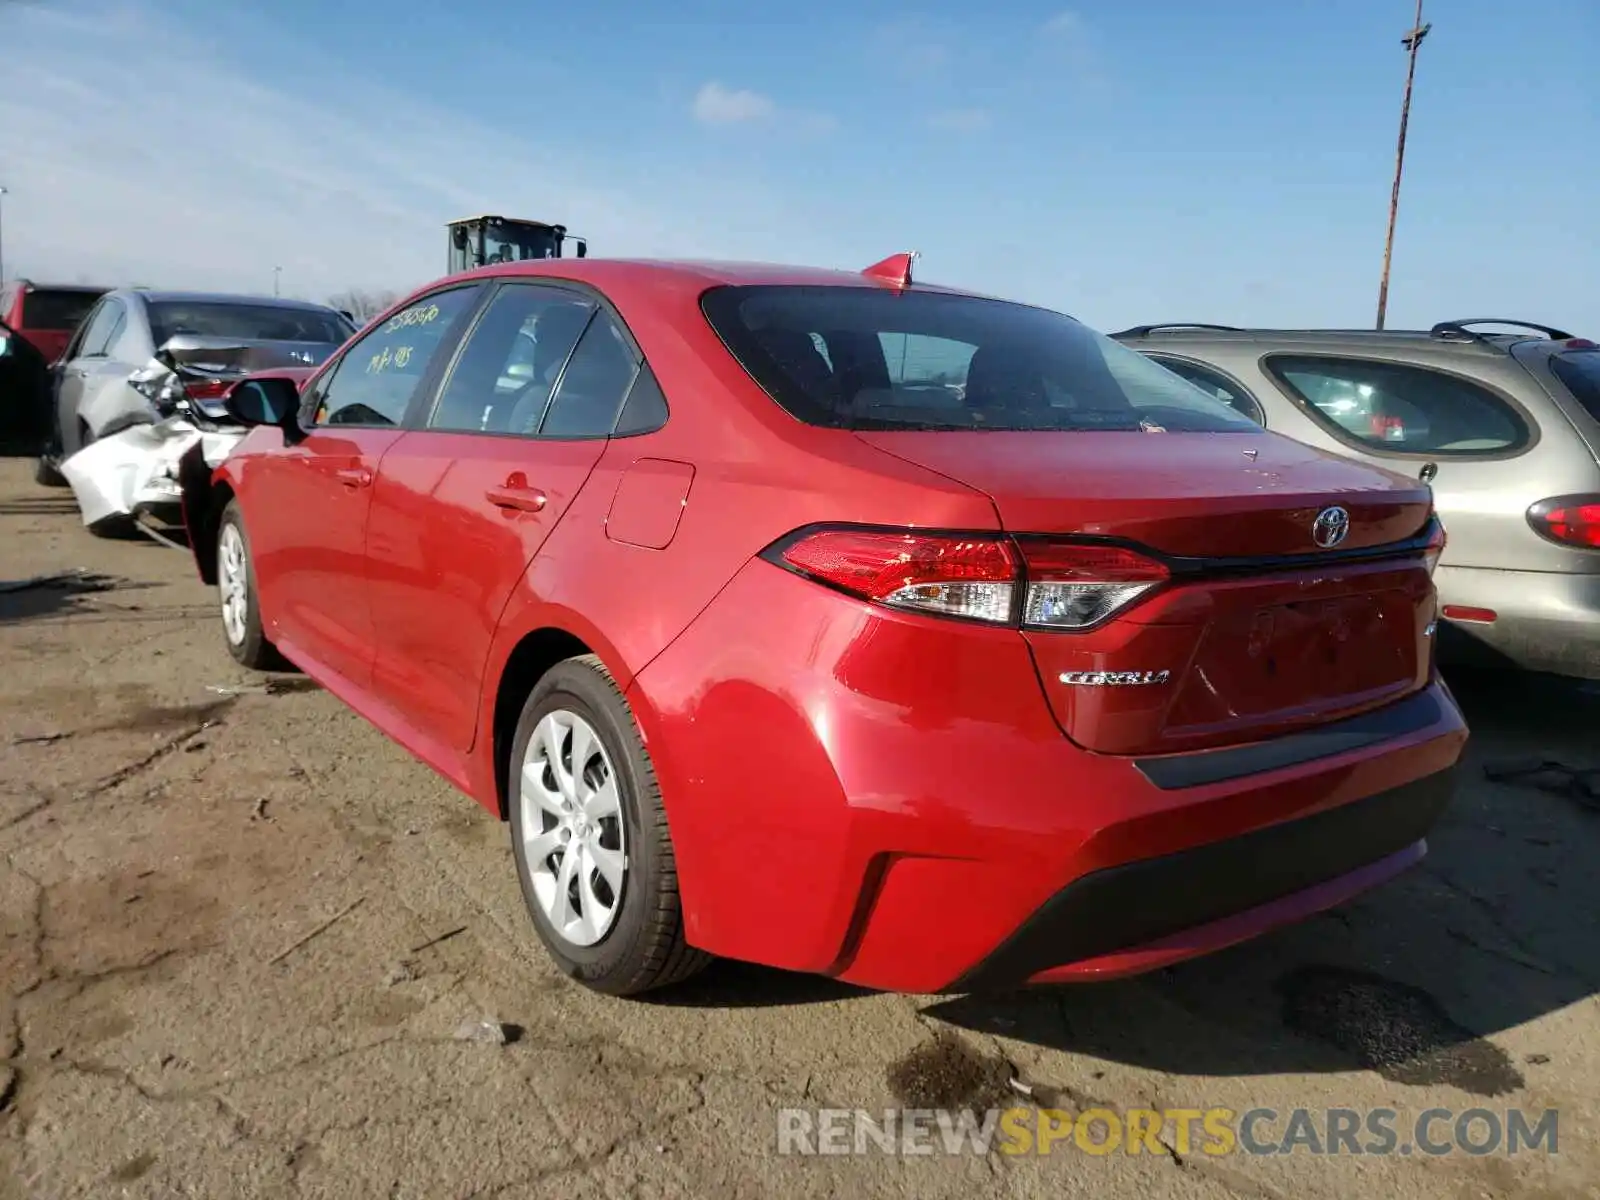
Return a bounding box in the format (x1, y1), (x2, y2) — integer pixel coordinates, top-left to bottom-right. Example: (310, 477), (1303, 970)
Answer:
(691, 82), (775, 125)
(928, 109), (991, 133)
(0, 2), (839, 301)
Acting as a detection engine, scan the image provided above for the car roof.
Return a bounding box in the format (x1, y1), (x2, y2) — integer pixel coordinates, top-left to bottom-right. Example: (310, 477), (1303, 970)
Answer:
(1111, 322), (1591, 360)
(9, 280), (111, 293)
(112, 289), (342, 313)
(437, 257), (983, 298)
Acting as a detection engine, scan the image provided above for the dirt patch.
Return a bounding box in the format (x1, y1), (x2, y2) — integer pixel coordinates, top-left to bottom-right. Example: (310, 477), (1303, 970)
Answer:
(886, 1030), (1016, 1111)
(1277, 964), (1525, 1097)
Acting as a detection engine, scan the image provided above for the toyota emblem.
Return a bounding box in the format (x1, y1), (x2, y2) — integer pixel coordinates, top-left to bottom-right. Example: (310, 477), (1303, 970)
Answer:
(1312, 505), (1350, 549)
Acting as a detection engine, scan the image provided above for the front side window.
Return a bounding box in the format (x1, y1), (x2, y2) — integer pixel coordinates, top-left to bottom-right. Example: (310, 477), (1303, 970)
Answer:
(76, 301), (124, 358)
(699, 286), (1258, 432)
(428, 284), (595, 434)
(312, 286), (479, 427)
(1265, 355), (1529, 456)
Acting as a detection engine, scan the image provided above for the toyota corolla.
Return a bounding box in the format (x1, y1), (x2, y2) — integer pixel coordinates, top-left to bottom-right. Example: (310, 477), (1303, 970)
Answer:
(181, 254), (1467, 996)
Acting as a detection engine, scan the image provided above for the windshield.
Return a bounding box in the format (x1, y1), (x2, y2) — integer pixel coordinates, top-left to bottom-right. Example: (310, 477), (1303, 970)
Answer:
(22, 288), (105, 331)
(700, 285), (1260, 432)
(149, 301), (351, 346)
(1551, 350), (1600, 424)
(482, 222), (562, 264)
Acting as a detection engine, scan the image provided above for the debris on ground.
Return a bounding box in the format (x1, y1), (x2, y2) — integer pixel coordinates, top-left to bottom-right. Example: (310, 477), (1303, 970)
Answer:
(251, 798), (270, 821)
(0, 569), (119, 595)
(384, 960), (419, 987)
(266, 896), (366, 966)
(453, 1019), (519, 1046)
(1483, 757), (1600, 812)
(11, 730), (73, 746)
(409, 925), (467, 954)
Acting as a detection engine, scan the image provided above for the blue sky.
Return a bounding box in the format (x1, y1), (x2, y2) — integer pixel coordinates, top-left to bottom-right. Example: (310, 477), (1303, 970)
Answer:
(1, 0), (1595, 332)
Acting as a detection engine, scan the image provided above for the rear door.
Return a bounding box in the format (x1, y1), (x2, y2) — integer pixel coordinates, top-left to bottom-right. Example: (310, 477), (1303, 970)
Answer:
(55, 298), (127, 448)
(365, 281), (639, 750)
(249, 285), (484, 688)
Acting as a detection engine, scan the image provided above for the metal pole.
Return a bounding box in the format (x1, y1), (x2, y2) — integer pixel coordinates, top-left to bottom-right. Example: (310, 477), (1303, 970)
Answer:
(0, 185), (8, 283)
(273, 266), (282, 297)
(1376, 0), (1430, 330)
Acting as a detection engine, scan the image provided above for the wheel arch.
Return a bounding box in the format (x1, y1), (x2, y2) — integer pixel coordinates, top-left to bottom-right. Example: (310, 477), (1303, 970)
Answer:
(489, 626), (599, 820)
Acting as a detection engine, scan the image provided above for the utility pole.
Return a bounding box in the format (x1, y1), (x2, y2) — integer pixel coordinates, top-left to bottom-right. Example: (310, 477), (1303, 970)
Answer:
(0, 185), (9, 283)
(1375, 0), (1431, 330)
(273, 265), (282, 297)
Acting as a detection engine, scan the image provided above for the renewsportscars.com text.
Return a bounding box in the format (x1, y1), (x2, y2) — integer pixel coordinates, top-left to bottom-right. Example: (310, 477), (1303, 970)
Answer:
(776, 1106), (1560, 1158)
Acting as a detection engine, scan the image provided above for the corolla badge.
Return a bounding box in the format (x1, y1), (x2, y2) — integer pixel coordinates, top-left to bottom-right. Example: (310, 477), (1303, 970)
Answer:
(1311, 505), (1350, 549)
(1059, 670), (1171, 687)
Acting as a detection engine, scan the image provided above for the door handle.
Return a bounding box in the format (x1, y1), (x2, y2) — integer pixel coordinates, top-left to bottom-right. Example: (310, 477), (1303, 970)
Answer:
(485, 485), (547, 512)
(336, 466), (373, 488)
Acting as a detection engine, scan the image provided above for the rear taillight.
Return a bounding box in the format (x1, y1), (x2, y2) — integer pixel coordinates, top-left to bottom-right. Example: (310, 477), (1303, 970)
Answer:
(1016, 541), (1169, 629)
(184, 378), (231, 400)
(776, 530), (1018, 622)
(769, 527), (1169, 630)
(1526, 495), (1600, 549)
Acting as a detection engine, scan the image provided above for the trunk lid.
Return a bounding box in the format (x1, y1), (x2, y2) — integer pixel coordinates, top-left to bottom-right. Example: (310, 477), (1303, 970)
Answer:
(858, 430), (1438, 755)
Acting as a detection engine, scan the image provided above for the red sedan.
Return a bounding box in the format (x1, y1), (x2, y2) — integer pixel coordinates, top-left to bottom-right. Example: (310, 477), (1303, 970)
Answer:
(185, 254), (1466, 996)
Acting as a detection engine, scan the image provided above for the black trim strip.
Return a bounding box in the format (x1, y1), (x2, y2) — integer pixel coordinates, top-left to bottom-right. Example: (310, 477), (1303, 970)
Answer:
(1134, 687), (1443, 790)
(950, 765), (1455, 991)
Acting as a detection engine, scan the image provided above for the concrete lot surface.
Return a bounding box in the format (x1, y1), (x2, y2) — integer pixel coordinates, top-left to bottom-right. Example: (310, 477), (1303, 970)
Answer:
(1, 455), (1596, 1199)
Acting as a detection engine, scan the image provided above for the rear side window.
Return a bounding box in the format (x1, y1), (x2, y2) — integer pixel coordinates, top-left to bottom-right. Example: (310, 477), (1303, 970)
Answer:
(1145, 355), (1264, 424)
(1265, 355), (1529, 456)
(20, 289), (103, 331)
(540, 312), (640, 437)
(1551, 352), (1600, 424)
(700, 285), (1258, 433)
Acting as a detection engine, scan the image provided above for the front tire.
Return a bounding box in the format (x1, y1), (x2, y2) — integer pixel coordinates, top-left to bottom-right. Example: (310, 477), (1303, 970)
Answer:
(216, 501), (285, 669)
(508, 655), (709, 996)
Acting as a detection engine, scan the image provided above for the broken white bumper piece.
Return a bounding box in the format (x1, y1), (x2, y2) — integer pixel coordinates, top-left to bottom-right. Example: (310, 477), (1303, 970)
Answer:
(60, 418), (241, 529)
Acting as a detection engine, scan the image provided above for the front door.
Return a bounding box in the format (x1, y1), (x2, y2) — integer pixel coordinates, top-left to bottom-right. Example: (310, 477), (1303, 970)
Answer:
(252, 285), (484, 688)
(365, 282), (641, 751)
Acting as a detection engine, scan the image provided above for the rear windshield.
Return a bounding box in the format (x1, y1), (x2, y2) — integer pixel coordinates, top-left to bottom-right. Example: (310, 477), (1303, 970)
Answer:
(149, 301), (351, 346)
(699, 285), (1260, 432)
(1551, 351), (1600, 423)
(21, 289), (104, 331)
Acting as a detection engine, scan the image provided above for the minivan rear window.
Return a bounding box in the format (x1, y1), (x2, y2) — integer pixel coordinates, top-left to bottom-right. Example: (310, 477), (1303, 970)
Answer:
(699, 285), (1259, 432)
(21, 289), (105, 331)
(1551, 351), (1600, 424)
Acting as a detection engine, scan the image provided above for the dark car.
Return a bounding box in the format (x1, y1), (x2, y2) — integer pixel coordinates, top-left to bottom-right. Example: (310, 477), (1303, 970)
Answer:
(0, 280), (110, 451)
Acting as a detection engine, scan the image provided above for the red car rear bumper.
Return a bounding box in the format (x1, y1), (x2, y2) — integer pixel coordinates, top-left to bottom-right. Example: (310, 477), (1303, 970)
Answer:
(629, 560), (1468, 994)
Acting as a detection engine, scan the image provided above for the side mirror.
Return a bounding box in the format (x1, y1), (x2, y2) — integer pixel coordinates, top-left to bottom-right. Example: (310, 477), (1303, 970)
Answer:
(575, 241), (587, 259)
(224, 378), (301, 429)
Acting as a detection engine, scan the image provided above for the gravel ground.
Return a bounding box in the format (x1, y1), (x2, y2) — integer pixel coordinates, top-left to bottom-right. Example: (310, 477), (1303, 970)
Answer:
(1, 455), (1596, 1199)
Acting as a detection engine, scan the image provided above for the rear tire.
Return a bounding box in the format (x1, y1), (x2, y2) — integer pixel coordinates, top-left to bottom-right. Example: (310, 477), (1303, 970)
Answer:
(33, 455), (66, 488)
(508, 655), (710, 996)
(216, 500), (286, 670)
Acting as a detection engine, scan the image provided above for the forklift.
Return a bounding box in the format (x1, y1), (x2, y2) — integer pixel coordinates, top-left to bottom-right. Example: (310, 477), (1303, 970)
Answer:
(447, 215), (588, 273)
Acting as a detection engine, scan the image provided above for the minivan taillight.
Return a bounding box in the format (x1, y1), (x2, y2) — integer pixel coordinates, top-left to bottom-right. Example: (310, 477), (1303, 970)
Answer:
(1526, 495), (1600, 549)
(767, 527), (1169, 630)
